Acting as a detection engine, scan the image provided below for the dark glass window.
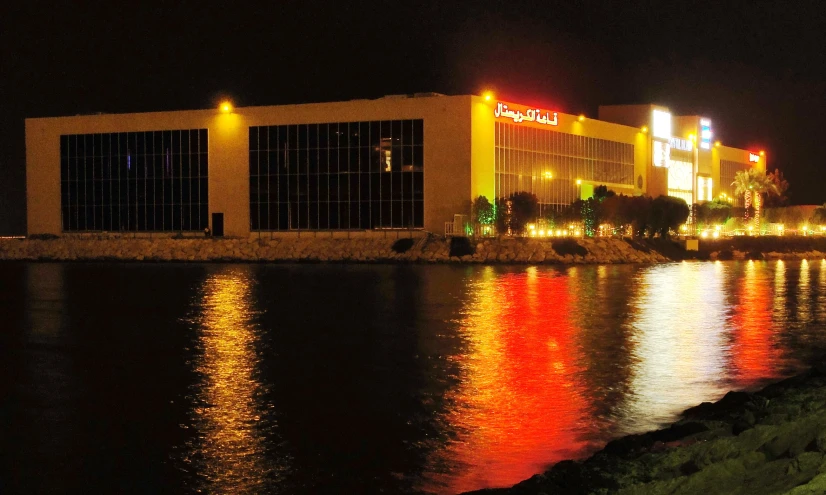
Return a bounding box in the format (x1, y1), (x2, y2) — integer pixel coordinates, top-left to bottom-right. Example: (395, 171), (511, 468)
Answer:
(59, 129), (208, 232)
(250, 119), (424, 230)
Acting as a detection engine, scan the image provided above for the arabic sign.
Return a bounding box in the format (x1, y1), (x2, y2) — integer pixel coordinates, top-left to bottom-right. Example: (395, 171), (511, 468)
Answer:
(749, 153), (760, 163)
(494, 102), (558, 126)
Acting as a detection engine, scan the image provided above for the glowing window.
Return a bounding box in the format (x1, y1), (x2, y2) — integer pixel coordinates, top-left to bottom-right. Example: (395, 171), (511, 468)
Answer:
(652, 110), (672, 139)
(697, 176), (713, 202)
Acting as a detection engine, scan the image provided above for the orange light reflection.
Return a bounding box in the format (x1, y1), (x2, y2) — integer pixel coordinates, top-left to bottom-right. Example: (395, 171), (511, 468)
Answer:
(424, 268), (588, 493)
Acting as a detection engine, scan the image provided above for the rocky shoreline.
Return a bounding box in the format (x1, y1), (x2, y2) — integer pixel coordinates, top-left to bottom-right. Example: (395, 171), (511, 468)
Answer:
(466, 366), (826, 495)
(2, 235), (826, 264)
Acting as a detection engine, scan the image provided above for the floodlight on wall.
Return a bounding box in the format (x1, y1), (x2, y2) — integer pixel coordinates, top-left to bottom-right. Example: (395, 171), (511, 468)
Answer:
(220, 101), (233, 113)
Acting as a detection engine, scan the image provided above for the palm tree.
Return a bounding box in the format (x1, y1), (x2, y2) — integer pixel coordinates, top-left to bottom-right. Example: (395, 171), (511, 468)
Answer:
(731, 168), (778, 229)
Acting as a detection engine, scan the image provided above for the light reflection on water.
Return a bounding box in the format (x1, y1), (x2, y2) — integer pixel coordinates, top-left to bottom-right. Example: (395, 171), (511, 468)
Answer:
(423, 260), (821, 493)
(8, 261), (826, 494)
(182, 266), (288, 494)
(423, 266), (589, 493)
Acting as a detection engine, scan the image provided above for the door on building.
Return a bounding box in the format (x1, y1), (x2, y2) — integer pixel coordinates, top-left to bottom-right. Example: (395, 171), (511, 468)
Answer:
(212, 213), (224, 237)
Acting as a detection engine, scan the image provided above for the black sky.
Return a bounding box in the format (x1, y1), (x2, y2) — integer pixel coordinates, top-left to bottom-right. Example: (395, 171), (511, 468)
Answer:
(2, 0), (825, 234)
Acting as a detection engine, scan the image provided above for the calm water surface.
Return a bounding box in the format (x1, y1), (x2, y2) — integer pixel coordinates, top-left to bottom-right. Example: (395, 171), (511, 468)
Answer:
(2, 261), (825, 494)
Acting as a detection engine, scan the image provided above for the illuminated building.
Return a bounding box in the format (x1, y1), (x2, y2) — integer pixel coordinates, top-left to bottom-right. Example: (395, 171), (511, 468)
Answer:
(25, 94), (765, 236)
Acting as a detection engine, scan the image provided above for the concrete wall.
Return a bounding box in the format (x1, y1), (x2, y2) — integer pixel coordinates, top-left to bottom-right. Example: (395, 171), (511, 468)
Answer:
(26, 95), (474, 236)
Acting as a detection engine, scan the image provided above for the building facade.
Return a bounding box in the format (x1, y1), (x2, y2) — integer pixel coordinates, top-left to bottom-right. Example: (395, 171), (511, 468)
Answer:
(25, 94), (765, 236)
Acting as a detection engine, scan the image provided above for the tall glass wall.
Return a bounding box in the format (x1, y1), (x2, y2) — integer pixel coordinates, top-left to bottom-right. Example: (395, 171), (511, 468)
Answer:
(495, 122), (634, 208)
(60, 130), (208, 232)
(249, 120), (424, 230)
(667, 148), (694, 205)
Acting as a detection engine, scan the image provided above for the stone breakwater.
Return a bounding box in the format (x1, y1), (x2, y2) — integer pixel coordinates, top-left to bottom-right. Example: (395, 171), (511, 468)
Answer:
(468, 367), (826, 495)
(0, 237), (672, 264)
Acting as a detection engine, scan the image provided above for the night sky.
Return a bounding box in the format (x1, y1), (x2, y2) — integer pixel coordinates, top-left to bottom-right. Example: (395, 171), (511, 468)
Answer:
(2, 1), (825, 234)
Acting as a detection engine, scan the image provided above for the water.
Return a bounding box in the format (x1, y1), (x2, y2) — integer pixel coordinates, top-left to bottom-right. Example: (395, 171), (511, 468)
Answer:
(2, 260), (825, 494)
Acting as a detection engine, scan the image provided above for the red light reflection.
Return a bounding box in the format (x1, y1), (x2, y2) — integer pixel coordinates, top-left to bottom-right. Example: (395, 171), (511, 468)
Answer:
(729, 261), (781, 386)
(423, 268), (588, 493)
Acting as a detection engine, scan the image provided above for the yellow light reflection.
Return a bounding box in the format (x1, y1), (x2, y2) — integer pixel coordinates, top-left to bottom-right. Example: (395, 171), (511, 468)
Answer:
(774, 260), (786, 315)
(819, 260), (826, 315)
(799, 259), (811, 323)
(185, 267), (282, 493)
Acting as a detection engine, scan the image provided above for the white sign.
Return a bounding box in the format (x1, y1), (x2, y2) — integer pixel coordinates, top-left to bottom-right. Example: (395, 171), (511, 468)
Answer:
(652, 109), (672, 139)
(700, 118), (712, 150)
(669, 137), (693, 152)
(494, 102), (558, 126)
(749, 153), (760, 163)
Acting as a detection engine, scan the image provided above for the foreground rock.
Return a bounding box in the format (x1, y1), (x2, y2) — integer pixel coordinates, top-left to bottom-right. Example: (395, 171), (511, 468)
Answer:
(467, 367), (826, 495)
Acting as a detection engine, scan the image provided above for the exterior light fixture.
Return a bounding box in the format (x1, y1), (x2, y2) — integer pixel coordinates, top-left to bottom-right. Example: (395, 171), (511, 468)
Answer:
(578, 114), (585, 122)
(483, 92), (493, 102)
(576, 179), (582, 185)
(641, 126), (648, 133)
(688, 133), (696, 142)
(715, 141), (721, 147)
(220, 101), (233, 113)
(759, 150), (765, 156)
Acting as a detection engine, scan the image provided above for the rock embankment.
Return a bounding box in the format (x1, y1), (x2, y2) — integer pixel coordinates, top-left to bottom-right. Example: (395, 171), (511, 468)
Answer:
(469, 367), (826, 495)
(0, 236), (671, 264)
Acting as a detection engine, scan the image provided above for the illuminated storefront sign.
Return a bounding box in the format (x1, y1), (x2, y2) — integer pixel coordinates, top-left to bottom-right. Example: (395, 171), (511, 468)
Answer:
(653, 139), (671, 167)
(700, 118), (712, 150)
(749, 153), (760, 163)
(494, 102), (558, 126)
(669, 137), (693, 152)
(652, 109), (672, 139)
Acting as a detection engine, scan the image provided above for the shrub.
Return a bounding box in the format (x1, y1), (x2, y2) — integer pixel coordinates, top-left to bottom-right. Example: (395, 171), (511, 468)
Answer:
(495, 191), (539, 235)
(391, 238), (415, 253)
(552, 239), (587, 256)
(449, 236), (475, 257)
(649, 196), (690, 238)
(28, 233), (59, 240)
